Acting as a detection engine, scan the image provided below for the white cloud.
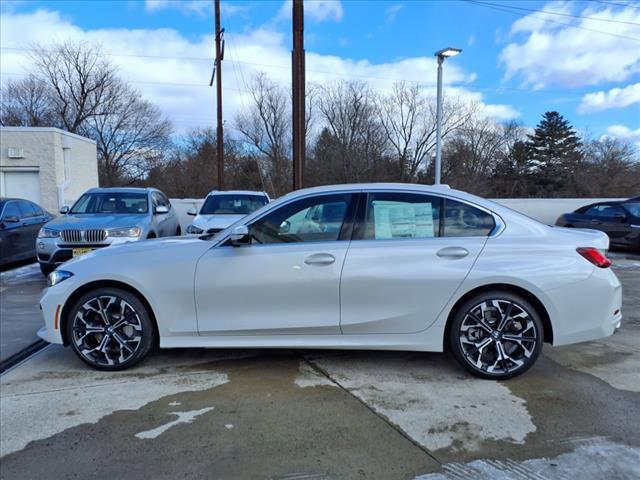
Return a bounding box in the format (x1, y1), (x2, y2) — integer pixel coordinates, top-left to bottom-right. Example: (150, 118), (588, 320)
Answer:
(277, 0), (344, 23)
(0, 8), (513, 133)
(467, 33), (475, 46)
(500, 2), (640, 88)
(603, 125), (640, 148)
(578, 83), (640, 113)
(145, 0), (209, 16)
(385, 4), (403, 24)
(481, 103), (520, 120)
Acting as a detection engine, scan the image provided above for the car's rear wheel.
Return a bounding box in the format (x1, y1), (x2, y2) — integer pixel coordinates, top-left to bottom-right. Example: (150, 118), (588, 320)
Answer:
(449, 291), (544, 380)
(65, 288), (155, 371)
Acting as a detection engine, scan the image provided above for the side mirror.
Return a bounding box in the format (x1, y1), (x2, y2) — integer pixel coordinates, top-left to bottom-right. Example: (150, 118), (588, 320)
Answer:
(3, 215), (19, 223)
(230, 225), (250, 246)
(155, 205), (169, 215)
(279, 220), (291, 234)
(59, 206), (69, 214)
(187, 207), (198, 216)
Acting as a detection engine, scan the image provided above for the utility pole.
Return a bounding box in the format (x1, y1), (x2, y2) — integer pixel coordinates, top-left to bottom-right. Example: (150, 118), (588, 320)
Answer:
(292, 0), (305, 190)
(213, 0), (225, 190)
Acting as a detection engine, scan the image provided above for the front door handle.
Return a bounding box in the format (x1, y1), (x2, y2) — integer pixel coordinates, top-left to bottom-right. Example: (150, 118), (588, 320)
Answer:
(591, 219), (602, 224)
(304, 253), (335, 266)
(437, 246), (469, 260)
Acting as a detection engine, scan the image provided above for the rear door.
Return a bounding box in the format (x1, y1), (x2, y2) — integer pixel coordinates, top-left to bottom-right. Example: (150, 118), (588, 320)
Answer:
(17, 201), (43, 257)
(340, 192), (495, 334)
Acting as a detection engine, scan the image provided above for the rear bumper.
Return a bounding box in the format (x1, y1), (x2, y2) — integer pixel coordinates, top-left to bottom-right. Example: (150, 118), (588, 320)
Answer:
(546, 267), (623, 346)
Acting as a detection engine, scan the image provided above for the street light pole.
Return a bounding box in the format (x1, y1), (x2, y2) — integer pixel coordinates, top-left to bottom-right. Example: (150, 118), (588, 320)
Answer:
(434, 47), (461, 185)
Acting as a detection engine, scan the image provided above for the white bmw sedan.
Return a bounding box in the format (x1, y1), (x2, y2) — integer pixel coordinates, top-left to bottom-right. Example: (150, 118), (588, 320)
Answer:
(38, 184), (623, 379)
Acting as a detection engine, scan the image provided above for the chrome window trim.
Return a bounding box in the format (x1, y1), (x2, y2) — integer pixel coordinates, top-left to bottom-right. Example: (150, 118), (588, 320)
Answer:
(211, 187), (507, 246)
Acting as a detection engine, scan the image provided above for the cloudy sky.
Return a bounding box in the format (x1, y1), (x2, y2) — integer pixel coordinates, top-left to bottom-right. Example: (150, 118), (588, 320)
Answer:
(1, 0), (639, 144)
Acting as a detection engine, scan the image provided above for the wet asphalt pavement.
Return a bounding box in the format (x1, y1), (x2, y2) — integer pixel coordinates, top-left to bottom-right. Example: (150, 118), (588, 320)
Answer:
(0, 254), (638, 479)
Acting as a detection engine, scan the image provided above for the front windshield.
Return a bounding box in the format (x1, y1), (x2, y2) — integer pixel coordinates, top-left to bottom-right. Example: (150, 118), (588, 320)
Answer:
(624, 203), (640, 217)
(200, 194), (268, 215)
(70, 193), (149, 214)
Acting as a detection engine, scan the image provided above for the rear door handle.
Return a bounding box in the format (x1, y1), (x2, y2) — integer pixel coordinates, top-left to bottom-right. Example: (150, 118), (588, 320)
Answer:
(591, 219), (602, 224)
(304, 253), (335, 266)
(437, 246), (469, 259)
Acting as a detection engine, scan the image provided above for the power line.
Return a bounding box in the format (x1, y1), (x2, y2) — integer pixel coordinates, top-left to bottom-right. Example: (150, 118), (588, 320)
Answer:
(470, 0), (640, 26)
(587, 1), (640, 11)
(465, 0), (640, 42)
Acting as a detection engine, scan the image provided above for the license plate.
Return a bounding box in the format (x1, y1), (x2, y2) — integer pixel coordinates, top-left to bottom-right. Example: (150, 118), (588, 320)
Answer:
(72, 248), (93, 257)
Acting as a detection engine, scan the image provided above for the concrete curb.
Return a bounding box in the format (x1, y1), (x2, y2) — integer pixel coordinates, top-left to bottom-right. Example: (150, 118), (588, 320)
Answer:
(0, 340), (47, 374)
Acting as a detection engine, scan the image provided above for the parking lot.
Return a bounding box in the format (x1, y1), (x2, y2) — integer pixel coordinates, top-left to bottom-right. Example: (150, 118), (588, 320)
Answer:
(0, 253), (639, 479)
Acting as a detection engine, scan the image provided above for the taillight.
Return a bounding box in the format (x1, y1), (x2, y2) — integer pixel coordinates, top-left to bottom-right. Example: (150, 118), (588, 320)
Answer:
(577, 247), (611, 268)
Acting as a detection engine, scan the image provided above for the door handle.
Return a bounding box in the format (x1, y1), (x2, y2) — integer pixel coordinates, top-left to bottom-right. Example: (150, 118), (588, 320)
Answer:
(437, 246), (469, 259)
(591, 219), (602, 224)
(304, 253), (335, 266)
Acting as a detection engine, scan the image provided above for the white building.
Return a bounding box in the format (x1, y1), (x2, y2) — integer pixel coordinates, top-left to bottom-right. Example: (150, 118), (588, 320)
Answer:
(0, 127), (99, 213)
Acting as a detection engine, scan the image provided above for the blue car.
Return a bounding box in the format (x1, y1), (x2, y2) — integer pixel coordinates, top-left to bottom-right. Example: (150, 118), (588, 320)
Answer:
(0, 198), (53, 267)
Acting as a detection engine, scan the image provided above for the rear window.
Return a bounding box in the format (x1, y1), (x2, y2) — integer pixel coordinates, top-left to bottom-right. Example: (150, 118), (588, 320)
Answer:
(200, 194), (268, 215)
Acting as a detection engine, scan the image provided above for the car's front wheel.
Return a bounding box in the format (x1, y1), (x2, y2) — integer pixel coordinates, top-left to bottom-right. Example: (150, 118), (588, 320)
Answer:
(449, 291), (544, 380)
(39, 263), (55, 276)
(65, 288), (155, 370)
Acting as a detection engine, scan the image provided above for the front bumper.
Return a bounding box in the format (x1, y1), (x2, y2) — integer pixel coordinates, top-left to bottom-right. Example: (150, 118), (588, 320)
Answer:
(36, 237), (140, 268)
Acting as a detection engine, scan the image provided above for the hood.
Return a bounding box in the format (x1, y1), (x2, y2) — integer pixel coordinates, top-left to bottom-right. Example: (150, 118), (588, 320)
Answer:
(192, 214), (245, 230)
(45, 214), (147, 230)
(63, 236), (210, 268)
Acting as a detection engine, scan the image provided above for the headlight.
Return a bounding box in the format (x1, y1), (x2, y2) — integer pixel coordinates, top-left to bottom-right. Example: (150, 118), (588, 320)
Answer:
(107, 227), (142, 238)
(186, 224), (204, 234)
(38, 227), (60, 238)
(48, 270), (73, 287)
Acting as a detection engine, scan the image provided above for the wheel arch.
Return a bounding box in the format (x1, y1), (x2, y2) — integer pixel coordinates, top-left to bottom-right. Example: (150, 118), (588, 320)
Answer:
(444, 283), (553, 348)
(60, 280), (159, 347)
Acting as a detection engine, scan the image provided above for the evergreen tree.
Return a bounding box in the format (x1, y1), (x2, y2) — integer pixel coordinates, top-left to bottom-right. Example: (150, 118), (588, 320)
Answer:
(526, 111), (582, 196)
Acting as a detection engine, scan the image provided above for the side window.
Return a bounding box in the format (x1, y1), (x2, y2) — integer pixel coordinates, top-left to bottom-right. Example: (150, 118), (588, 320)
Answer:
(249, 194), (353, 244)
(151, 193), (161, 208)
(18, 201), (38, 218)
(600, 205), (625, 218)
(361, 192), (441, 240)
(443, 199), (495, 237)
(29, 202), (44, 216)
(156, 192), (171, 208)
(2, 202), (22, 220)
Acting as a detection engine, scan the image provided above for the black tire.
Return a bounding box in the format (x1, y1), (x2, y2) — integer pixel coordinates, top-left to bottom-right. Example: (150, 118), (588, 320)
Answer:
(175, 226), (182, 236)
(147, 232), (156, 239)
(40, 263), (55, 276)
(449, 291), (544, 380)
(65, 288), (156, 371)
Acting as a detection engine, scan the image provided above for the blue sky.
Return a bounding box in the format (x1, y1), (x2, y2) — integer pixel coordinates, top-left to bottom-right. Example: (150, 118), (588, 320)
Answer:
(1, 0), (639, 144)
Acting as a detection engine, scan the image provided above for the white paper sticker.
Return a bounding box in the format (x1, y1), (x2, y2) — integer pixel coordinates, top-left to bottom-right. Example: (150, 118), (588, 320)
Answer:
(372, 201), (435, 239)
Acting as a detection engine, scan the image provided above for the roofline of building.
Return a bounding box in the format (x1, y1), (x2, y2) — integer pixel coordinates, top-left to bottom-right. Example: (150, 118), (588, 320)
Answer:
(0, 127), (97, 145)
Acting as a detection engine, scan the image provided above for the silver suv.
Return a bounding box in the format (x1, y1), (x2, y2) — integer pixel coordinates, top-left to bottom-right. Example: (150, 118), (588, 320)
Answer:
(37, 187), (180, 275)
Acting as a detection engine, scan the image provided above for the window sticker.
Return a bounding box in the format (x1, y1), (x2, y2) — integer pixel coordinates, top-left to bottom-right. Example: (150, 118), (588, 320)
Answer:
(372, 201), (435, 239)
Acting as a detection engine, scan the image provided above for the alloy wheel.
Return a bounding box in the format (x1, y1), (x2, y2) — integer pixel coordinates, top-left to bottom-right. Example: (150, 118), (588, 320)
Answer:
(458, 299), (538, 376)
(71, 295), (144, 367)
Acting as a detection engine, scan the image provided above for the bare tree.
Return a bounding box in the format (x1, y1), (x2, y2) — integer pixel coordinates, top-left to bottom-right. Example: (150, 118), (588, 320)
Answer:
(29, 42), (119, 134)
(0, 76), (57, 127)
(580, 137), (640, 197)
(235, 73), (291, 196)
(315, 80), (388, 183)
(377, 81), (473, 182)
(91, 82), (173, 186)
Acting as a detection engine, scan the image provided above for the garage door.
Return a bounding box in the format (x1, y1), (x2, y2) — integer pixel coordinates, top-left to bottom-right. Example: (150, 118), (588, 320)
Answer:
(2, 171), (41, 204)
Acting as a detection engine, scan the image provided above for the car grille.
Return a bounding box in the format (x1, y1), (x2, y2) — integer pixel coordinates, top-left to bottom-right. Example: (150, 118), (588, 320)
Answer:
(61, 229), (107, 243)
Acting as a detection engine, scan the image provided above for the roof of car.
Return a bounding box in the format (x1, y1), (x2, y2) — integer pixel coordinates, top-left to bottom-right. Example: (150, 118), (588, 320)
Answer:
(205, 190), (269, 196)
(84, 187), (160, 194)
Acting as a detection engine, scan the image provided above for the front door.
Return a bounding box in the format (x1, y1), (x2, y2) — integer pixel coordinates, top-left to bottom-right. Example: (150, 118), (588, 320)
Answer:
(195, 193), (357, 335)
(340, 192), (494, 334)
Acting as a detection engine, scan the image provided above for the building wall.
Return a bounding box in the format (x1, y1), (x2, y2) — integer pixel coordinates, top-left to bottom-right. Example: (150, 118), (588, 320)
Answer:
(0, 127), (98, 213)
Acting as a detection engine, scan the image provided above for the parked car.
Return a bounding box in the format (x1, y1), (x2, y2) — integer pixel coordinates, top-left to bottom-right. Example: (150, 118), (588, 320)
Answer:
(38, 183), (622, 379)
(555, 199), (640, 252)
(186, 190), (270, 235)
(37, 187), (180, 276)
(0, 198), (53, 267)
